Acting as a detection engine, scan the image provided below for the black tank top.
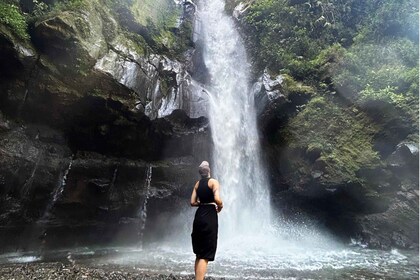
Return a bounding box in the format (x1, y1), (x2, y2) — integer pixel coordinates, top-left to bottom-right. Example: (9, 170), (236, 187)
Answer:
(197, 178), (215, 203)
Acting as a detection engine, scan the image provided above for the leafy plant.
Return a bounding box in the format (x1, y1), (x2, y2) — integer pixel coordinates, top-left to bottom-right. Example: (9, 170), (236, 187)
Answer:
(52, 0), (87, 11)
(32, 0), (49, 17)
(0, 2), (29, 40)
(284, 96), (381, 184)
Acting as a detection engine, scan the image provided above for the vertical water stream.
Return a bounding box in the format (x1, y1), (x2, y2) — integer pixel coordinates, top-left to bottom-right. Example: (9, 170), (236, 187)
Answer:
(40, 156), (74, 221)
(138, 165), (153, 246)
(198, 0), (272, 247)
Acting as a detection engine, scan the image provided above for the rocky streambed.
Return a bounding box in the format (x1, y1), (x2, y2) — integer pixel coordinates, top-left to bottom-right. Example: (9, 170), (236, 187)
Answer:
(0, 263), (203, 280)
(0, 245), (418, 280)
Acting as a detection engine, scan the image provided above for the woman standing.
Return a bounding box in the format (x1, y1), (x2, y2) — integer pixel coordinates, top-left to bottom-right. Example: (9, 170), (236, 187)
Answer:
(190, 161), (223, 280)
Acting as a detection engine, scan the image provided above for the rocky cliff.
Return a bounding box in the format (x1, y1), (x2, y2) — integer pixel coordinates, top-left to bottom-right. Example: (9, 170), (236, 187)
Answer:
(231, 0), (419, 249)
(0, 0), (210, 250)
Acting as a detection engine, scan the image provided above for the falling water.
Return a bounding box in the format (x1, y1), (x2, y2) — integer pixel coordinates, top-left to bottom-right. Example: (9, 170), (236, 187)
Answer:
(21, 154), (42, 197)
(137, 165), (153, 246)
(108, 166), (119, 193)
(2, 2), (416, 278)
(39, 156), (73, 222)
(198, 0), (271, 246)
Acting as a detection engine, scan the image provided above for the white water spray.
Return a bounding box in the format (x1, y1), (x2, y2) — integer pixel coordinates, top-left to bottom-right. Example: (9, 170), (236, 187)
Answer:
(198, 0), (272, 246)
(138, 165), (153, 246)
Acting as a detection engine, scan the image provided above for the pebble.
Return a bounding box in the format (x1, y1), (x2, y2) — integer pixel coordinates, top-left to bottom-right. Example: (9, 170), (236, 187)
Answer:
(0, 263), (223, 280)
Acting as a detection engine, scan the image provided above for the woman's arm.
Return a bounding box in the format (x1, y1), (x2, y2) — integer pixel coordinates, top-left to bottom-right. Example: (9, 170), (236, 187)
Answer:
(210, 179), (223, 212)
(190, 181), (200, 207)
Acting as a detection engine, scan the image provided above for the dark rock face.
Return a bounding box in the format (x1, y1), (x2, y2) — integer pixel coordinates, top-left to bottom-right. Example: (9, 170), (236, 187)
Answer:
(356, 189), (419, 249)
(0, 114), (210, 250)
(0, 1), (211, 251)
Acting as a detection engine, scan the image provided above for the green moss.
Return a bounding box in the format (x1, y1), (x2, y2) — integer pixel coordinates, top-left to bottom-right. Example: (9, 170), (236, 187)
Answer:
(31, 0), (90, 22)
(130, 0), (175, 27)
(284, 96), (381, 184)
(282, 74), (315, 96)
(123, 32), (148, 56)
(243, 0), (351, 78)
(52, 0), (88, 12)
(152, 29), (176, 50)
(90, 88), (104, 97)
(244, 0), (418, 92)
(74, 56), (92, 76)
(0, 2), (29, 40)
(102, 0), (192, 58)
(129, 0), (191, 57)
(335, 39), (419, 96)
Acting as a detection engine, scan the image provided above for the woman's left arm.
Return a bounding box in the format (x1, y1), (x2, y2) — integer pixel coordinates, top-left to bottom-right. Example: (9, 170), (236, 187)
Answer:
(190, 181), (200, 207)
(210, 179), (223, 212)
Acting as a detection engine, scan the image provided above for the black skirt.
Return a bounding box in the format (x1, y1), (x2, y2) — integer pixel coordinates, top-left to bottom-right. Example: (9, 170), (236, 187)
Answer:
(191, 205), (218, 261)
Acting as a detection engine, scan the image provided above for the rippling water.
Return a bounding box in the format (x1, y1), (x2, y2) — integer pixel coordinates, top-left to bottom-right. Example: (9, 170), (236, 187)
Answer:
(0, 245), (418, 279)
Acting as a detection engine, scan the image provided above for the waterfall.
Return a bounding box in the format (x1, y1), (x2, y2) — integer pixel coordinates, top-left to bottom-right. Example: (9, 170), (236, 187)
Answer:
(21, 154), (42, 197)
(198, 0), (272, 247)
(137, 165), (153, 246)
(39, 155), (74, 222)
(108, 166), (119, 193)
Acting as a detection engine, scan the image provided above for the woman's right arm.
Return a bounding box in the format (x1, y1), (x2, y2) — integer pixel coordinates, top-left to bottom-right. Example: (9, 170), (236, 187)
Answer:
(190, 181), (200, 207)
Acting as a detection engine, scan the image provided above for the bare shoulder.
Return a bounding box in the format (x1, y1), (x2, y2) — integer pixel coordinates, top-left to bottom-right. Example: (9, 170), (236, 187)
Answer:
(194, 180), (199, 189)
(208, 178), (219, 188)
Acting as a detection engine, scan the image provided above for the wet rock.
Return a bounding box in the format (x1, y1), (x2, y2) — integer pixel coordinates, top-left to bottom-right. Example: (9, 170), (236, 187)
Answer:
(0, 112), (10, 132)
(32, 2), (108, 72)
(357, 190), (419, 250)
(387, 141), (419, 174)
(252, 69), (287, 118)
(306, 145), (322, 162)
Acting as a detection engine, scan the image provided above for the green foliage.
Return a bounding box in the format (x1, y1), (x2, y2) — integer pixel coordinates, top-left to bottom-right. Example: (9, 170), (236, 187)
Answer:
(130, 0), (179, 28)
(32, 0), (49, 17)
(132, 0), (191, 57)
(244, 0), (418, 86)
(335, 38), (419, 96)
(52, 0), (87, 12)
(358, 86), (419, 127)
(29, 0), (89, 22)
(123, 32), (149, 56)
(354, 0), (418, 42)
(359, 86), (404, 105)
(284, 96), (381, 183)
(282, 74), (315, 96)
(0, 2), (29, 40)
(243, 0), (418, 188)
(244, 0), (361, 78)
(106, 0), (192, 58)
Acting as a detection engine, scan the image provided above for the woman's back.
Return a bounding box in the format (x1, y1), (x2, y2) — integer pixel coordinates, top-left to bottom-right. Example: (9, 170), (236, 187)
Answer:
(196, 178), (214, 204)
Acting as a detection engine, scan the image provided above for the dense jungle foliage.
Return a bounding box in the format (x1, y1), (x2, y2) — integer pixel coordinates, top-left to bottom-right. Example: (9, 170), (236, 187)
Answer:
(243, 0), (418, 118)
(236, 0), (418, 180)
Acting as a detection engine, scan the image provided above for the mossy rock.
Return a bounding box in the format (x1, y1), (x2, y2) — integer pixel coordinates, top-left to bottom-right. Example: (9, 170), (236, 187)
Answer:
(33, 0), (109, 75)
(281, 74), (315, 104)
(283, 96), (382, 185)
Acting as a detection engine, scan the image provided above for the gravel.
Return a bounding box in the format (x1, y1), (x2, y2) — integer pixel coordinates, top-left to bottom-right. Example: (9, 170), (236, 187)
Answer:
(0, 263), (222, 280)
